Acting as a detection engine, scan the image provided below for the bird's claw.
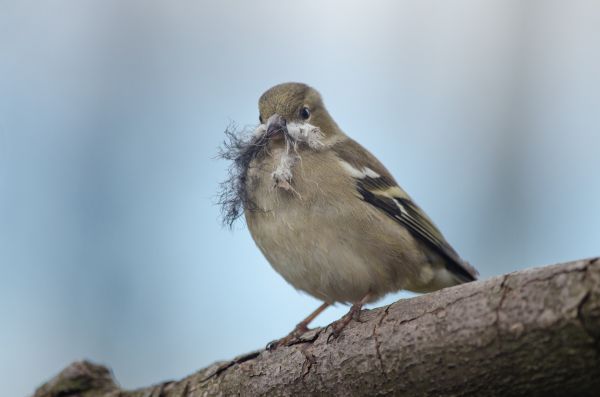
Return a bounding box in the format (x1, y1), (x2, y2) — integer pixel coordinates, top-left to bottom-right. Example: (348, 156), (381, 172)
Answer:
(265, 339), (281, 351)
(327, 304), (363, 342)
(266, 324), (310, 351)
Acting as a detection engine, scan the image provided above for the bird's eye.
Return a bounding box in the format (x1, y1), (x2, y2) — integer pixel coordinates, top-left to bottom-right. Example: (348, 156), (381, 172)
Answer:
(259, 114), (264, 124)
(299, 107), (310, 120)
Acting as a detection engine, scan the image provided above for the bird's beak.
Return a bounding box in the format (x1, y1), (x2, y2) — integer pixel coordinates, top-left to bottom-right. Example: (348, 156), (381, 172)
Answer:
(266, 114), (287, 139)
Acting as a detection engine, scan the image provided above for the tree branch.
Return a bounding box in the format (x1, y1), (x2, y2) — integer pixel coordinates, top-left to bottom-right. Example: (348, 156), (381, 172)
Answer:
(33, 258), (600, 396)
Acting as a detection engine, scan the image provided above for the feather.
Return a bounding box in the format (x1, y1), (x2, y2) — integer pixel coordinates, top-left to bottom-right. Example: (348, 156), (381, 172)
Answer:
(333, 139), (478, 282)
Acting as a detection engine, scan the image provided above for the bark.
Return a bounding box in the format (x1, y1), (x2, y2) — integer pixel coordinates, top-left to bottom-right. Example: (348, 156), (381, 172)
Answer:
(33, 258), (600, 397)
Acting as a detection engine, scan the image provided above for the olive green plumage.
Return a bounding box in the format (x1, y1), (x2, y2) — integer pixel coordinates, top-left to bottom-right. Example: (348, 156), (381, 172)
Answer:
(224, 82), (477, 339)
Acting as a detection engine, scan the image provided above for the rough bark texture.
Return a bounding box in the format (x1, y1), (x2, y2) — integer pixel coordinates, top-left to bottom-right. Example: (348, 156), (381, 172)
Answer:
(34, 258), (600, 397)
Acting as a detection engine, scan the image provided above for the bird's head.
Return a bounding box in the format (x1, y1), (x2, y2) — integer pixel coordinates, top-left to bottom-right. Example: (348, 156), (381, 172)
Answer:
(258, 83), (342, 145)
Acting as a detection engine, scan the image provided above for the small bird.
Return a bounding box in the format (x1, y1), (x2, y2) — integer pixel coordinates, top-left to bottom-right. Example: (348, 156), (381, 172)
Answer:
(220, 82), (478, 347)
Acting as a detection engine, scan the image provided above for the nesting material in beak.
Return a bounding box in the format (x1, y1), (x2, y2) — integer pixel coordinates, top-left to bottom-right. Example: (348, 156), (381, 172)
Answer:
(266, 114), (287, 138)
(218, 118), (325, 225)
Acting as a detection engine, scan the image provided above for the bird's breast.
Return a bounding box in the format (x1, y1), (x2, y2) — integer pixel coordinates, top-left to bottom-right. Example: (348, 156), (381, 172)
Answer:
(243, 149), (396, 302)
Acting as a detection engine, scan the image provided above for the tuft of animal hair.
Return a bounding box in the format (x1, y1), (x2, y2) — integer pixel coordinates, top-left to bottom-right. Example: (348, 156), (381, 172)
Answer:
(270, 122), (324, 189)
(272, 147), (297, 187)
(217, 123), (269, 227)
(286, 122), (325, 150)
(217, 121), (324, 226)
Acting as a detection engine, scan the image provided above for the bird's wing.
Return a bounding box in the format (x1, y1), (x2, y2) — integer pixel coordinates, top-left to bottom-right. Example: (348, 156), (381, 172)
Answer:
(332, 138), (478, 282)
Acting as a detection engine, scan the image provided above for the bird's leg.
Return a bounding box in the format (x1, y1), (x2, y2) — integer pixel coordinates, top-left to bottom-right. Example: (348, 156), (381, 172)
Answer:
(267, 302), (330, 350)
(330, 293), (372, 340)
(294, 301), (330, 334)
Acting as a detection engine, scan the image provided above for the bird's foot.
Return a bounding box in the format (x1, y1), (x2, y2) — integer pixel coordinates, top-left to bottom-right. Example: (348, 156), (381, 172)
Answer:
(266, 323), (310, 351)
(328, 303), (363, 342)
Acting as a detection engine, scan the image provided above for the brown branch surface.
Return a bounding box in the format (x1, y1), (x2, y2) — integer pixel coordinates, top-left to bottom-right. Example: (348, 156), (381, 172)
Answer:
(33, 258), (600, 397)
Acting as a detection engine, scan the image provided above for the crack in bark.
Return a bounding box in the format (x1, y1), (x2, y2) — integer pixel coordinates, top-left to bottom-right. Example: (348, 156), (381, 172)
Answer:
(576, 259), (599, 352)
(372, 305), (391, 377)
(577, 291), (593, 337)
(299, 347), (316, 384)
(288, 327), (324, 347)
(198, 328), (325, 385)
(199, 350), (261, 382)
(156, 381), (172, 397)
(494, 274), (511, 327)
(392, 289), (483, 330)
(178, 380), (189, 397)
(517, 265), (588, 290)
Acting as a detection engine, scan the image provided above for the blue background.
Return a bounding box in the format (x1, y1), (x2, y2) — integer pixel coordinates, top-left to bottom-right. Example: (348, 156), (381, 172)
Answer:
(1, 1), (599, 396)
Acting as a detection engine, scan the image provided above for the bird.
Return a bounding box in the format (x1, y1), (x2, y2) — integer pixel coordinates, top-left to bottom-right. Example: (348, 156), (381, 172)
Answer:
(220, 82), (478, 348)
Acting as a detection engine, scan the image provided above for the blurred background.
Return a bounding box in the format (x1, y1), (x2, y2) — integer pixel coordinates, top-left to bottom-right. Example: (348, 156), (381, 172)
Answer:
(1, 0), (599, 395)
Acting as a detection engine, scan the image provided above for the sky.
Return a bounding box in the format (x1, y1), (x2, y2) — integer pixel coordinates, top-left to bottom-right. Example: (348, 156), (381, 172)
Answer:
(1, 1), (599, 396)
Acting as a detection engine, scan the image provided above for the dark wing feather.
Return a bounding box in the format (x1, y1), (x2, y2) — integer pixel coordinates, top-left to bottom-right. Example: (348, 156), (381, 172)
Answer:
(333, 139), (478, 282)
